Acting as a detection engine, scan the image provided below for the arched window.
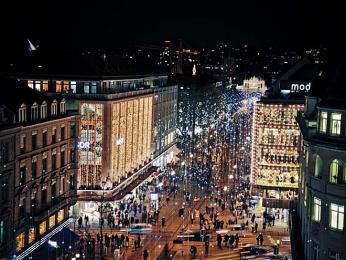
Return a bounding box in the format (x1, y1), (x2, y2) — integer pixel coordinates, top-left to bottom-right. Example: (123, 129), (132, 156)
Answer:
(18, 103), (27, 123)
(314, 155), (323, 178)
(40, 101), (47, 119)
(51, 100), (57, 116)
(60, 99), (66, 114)
(31, 102), (39, 121)
(330, 159), (339, 184)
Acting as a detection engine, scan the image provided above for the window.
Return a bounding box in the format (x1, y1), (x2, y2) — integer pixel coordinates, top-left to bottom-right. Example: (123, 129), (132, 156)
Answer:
(63, 81), (69, 93)
(28, 80), (34, 89)
(330, 113), (342, 136)
(60, 99), (66, 114)
(60, 150), (65, 166)
(319, 112), (328, 133)
(61, 126), (65, 140)
(35, 81), (41, 91)
(70, 124), (76, 138)
(40, 101), (47, 119)
(91, 82), (97, 94)
(1, 179), (8, 203)
(51, 181), (56, 200)
(18, 103), (27, 123)
(42, 130), (47, 146)
(51, 100), (58, 116)
(0, 220), (4, 245)
(84, 82), (90, 94)
(314, 155), (323, 178)
(330, 203), (344, 230)
(28, 227), (35, 244)
(41, 186), (47, 205)
(31, 132), (37, 150)
(31, 102), (39, 121)
(16, 232), (25, 252)
(52, 127), (56, 143)
(70, 81), (76, 93)
(39, 221), (46, 235)
(52, 151), (56, 170)
(312, 197), (322, 222)
(42, 156), (47, 175)
(56, 81), (62, 92)
(19, 161), (26, 185)
(49, 215), (55, 229)
(20, 134), (26, 154)
(42, 80), (48, 92)
(31, 157), (37, 179)
(0, 142), (9, 165)
(19, 197), (25, 218)
(57, 209), (64, 223)
(329, 251), (343, 260)
(330, 159), (339, 184)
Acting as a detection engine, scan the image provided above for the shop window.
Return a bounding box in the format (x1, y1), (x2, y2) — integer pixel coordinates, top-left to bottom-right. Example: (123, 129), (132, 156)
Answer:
(28, 80), (34, 89)
(49, 215), (55, 229)
(57, 209), (64, 223)
(330, 159), (339, 184)
(330, 113), (341, 136)
(28, 227), (35, 244)
(35, 81), (41, 91)
(312, 197), (321, 222)
(330, 203), (344, 231)
(39, 221), (46, 235)
(16, 232), (25, 252)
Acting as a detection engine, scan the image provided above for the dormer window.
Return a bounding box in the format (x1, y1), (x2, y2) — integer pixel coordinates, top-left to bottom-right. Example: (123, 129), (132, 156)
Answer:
(51, 100), (58, 116)
(60, 99), (66, 114)
(18, 103), (27, 123)
(40, 101), (47, 119)
(31, 102), (39, 121)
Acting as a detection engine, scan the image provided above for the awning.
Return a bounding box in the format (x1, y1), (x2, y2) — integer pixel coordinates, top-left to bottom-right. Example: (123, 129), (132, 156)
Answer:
(24, 228), (79, 260)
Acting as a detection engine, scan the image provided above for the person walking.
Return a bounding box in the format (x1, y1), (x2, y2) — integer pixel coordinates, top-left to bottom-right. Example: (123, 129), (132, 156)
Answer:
(78, 216), (83, 229)
(257, 233), (264, 246)
(143, 249), (149, 260)
(204, 241), (209, 255)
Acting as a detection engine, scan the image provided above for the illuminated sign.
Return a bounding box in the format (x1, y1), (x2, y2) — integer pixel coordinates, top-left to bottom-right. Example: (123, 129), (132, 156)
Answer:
(280, 81), (312, 94)
(290, 82), (311, 92)
(77, 142), (90, 149)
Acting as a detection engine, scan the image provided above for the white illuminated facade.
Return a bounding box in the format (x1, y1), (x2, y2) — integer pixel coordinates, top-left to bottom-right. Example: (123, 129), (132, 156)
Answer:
(237, 77), (267, 94)
(251, 99), (304, 202)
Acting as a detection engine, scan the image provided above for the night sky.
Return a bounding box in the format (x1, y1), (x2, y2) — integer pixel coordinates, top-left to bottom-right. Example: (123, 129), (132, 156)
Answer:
(2, 0), (345, 51)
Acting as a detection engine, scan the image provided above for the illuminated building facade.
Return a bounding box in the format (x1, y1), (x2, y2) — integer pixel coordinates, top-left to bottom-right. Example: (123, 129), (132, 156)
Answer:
(152, 85), (178, 167)
(251, 98), (304, 207)
(0, 79), (79, 259)
(77, 93), (154, 189)
(298, 97), (346, 260)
